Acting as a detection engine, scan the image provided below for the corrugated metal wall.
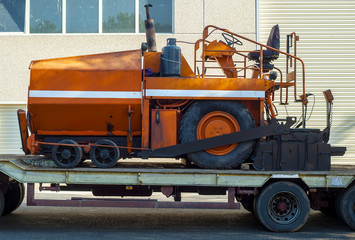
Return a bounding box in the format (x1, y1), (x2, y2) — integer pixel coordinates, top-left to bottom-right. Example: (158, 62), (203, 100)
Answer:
(259, 0), (355, 164)
(0, 105), (25, 154)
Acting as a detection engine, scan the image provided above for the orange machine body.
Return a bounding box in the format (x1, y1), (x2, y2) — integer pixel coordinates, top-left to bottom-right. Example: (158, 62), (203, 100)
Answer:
(22, 25), (303, 164)
(28, 50), (142, 137)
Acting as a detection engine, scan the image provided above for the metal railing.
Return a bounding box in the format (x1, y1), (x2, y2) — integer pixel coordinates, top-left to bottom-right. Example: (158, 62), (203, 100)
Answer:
(193, 25), (306, 105)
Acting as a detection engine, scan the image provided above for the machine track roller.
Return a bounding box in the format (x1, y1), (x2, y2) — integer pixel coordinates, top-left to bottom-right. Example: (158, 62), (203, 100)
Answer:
(180, 101), (255, 169)
(254, 181), (310, 232)
(90, 139), (120, 168)
(2, 179), (25, 216)
(52, 139), (83, 168)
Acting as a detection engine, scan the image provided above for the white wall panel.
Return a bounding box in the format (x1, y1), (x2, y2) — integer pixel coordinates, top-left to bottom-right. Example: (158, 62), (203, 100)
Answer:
(0, 105), (26, 154)
(260, 0), (355, 164)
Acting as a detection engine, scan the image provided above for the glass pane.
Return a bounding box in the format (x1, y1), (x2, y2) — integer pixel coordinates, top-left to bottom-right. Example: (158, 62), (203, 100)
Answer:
(103, 0), (135, 33)
(0, 0), (25, 32)
(30, 0), (62, 33)
(139, 0), (172, 33)
(67, 0), (98, 33)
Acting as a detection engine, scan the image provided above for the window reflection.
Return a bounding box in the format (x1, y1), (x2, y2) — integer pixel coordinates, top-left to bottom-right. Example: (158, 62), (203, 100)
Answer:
(103, 0), (135, 33)
(0, 0), (25, 32)
(139, 0), (172, 33)
(67, 0), (99, 33)
(30, 0), (62, 33)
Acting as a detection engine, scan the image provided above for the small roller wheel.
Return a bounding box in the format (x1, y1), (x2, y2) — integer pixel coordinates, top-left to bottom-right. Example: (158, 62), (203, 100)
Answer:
(255, 181), (310, 232)
(2, 180), (25, 216)
(52, 139), (83, 168)
(337, 185), (355, 230)
(90, 139), (120, 168)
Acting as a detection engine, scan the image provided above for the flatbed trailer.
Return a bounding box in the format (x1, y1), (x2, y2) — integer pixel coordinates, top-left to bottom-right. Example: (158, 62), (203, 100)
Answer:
(0, 155), (354, 232)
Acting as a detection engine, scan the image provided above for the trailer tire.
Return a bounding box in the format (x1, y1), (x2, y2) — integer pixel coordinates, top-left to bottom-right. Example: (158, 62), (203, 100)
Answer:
(255, 181), (310, 232)
(180, 101), (255, 169)
(337, 185), (355, 230)
(2, 180), (25, 216)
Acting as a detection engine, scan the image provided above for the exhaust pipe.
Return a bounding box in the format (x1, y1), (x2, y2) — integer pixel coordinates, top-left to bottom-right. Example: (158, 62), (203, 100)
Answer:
(144, 4), (157, 52)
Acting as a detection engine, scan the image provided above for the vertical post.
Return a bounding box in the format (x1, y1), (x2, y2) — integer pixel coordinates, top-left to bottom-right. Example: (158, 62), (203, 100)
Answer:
(227, 187), (236, 209)
(27, 183), (36, 206)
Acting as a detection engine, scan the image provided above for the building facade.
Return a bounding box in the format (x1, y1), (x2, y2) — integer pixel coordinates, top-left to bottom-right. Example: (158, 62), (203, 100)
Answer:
(0, 0), (354, 164)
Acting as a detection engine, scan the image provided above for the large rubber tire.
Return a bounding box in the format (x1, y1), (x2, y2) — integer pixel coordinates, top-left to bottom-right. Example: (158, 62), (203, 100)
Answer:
(2, 180), (25, 216)
(255, 181), (310, 232)
(180, 101), (255, 169)
(337, 185), (355, 230)
(52, 139), (83, 168)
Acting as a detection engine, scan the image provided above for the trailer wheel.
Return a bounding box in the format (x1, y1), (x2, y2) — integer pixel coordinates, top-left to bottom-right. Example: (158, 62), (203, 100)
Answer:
(52, 139), (83, 168)
(180, 101), (255, 169)
(2, 180), (25, 216)
(90, 139), (120, 168)
(337, 185), (355, 230)
(255, 181), (310, 232)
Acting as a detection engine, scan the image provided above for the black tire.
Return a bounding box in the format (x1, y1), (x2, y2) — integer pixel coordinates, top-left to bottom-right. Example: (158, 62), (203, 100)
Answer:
(255, 181), (310, 232)
(337, 185), (355, 230)
(2, 180), (25, 216)
(90, 139), (120, 168)
(0, 190), (4, 216)
(52, 139), (83, 168)
(180, 101), (255, 169)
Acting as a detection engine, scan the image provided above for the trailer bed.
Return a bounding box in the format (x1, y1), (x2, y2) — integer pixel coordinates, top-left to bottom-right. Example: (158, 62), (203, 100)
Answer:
(1, 155), (354, 189)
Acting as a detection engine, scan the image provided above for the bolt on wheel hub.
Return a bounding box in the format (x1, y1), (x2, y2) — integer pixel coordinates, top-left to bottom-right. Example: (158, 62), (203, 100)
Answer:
(99, 149), (110, 159)
(61, 149), (71, 159)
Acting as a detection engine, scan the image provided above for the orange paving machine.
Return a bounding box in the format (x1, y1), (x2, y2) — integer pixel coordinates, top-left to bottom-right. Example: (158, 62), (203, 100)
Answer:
(17, 5), (345, 170)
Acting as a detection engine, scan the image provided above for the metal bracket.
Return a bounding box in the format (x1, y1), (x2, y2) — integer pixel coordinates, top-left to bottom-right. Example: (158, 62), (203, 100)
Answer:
(138, 117), (295, 158)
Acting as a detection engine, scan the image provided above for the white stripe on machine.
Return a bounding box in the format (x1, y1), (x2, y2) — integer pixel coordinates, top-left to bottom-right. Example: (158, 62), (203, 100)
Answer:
(29, 90), (142, 99)
(145, 89), (265, 98)
(29, 89), (265, 99)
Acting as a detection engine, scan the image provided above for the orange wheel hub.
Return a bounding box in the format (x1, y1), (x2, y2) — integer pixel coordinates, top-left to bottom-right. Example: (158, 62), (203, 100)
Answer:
(196, 111), (240, 155)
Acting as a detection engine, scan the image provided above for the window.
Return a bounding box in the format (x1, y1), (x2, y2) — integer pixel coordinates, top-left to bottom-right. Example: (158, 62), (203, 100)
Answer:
(30, 0), (62, 33)
(0, 0), (173, 34)
(103, 0), (135, 33)
(67, 0), (99, 33)
(139, 0), (172, 33)
(0, 0), (25, 32)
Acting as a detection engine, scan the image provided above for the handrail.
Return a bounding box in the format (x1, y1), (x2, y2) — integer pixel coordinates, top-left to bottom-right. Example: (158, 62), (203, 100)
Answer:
(194, 25), (306, 104)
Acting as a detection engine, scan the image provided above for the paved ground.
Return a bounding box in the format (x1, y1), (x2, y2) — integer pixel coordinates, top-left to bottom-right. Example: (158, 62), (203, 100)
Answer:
(0, 190), (354, 240)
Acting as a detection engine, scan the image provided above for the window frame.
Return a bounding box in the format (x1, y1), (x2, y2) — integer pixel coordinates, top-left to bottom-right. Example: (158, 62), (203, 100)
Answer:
(0, 0), (174, 35)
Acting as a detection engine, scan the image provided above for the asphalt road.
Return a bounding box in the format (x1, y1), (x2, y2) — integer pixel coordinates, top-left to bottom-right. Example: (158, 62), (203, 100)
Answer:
(0, 196), (354, 240)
